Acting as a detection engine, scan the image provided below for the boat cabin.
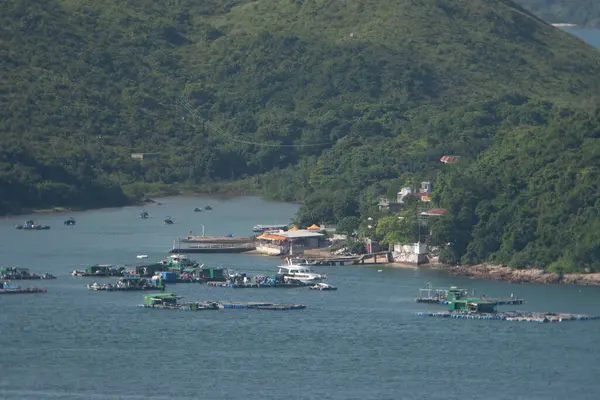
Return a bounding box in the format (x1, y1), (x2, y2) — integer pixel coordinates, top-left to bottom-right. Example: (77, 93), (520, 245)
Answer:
(160, 254), (199, 270)
(143, 293), (178, 306)
(447, 298), (497, 313)
(277, 265), (315, 276)
(0, 281), (20, 290)
(87, 265), (113, 275)
(196, 267), (227, 281)
(253, 224), (289, 233)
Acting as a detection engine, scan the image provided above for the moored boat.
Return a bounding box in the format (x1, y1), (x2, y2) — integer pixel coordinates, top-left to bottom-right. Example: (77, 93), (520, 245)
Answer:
(15, 220), (50, 230)
(276, 258), (326, 285)
(308, 282), (337, 291)
(64, 217), (76, 226)
(253, 224), (289, 233)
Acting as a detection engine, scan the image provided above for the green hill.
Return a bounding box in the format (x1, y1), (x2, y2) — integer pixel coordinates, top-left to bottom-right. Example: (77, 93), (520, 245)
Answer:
(515, 0), (600, 28)
(2, 0), (600, 271)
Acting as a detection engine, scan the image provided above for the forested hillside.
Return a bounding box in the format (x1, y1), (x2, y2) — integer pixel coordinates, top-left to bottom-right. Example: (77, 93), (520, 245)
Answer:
(2, 0), (600, 271)
(516, 0), (600, 28)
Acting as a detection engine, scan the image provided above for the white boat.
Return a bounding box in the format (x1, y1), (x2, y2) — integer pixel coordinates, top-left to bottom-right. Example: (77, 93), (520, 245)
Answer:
(137, 254), (148, 259)
(308, 282), (337, 291)
(276, 258), (326, 284)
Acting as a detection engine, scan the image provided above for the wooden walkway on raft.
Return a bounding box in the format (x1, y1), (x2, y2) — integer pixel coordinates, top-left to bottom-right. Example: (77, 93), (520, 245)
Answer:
(416, 311), (599, 323)
(303, 251), (392, 266)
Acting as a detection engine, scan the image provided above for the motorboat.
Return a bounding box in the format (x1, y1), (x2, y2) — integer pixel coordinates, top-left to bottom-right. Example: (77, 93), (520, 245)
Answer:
(276, 258), (326, 285)
(204, 205), (213, 210)
(64, 217), (76, 226)
(164, 216), (174, 225)
(136, 254), (149, 259)
(308, 283), (337, 291)
(15, 220), (50, 230)
(253, 224), (289, 233)
(193, 207), (203, 212)
(139, 210), (149, 219)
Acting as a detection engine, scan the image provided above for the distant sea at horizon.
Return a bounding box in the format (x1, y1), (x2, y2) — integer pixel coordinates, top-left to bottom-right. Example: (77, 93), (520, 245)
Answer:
(562, 27), (600, 48)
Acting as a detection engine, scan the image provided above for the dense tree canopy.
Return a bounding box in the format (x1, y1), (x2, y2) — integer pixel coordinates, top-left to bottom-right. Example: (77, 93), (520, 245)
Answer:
(2, 0), (600, 271)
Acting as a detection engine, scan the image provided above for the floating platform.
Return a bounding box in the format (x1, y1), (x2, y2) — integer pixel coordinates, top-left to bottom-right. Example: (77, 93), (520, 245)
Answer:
(206, 281), (308, 289)
(300, 252), (392, 266)
(416, 311), (599, 323)
(169, 244), (256, 254)
(140, 301), (220, 311)
(89, 285), (165, 292)
(0, 288), (47, 294)
(416, 297), (524, 305)
(140, 300), (306, 311)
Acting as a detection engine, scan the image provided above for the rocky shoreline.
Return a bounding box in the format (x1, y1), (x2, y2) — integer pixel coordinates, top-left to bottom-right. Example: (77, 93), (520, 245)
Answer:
(428, 263), (600, 286)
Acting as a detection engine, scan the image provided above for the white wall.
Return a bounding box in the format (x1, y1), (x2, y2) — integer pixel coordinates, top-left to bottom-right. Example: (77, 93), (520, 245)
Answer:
(392, 242), (429, 265)
(256, 243), (285, 256)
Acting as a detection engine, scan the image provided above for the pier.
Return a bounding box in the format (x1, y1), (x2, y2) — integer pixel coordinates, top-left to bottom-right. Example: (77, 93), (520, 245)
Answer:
(169, 243), (256, 254)
(299, 251), (392, 266)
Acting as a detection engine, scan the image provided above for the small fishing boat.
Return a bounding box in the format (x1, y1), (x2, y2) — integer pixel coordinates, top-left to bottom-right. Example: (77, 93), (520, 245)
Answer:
(308, 283), (337, 291)
(64, 217), (76, 226)
(164, 216), (174, 225)
(15, 220), (50, 230)
(137, 254), (149, 259)
(193, 207), (203, 212)
(139, 210), (149, 219)
(204, 205), (213, 210)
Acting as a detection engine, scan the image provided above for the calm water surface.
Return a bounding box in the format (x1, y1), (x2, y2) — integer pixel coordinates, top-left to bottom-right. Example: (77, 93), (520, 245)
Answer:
(1, 196), (599, 400)
(564, 27), (600, 48)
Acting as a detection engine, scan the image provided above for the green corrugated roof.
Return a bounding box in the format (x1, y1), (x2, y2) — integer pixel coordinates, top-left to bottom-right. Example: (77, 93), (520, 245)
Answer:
(144, 293), (177, 299)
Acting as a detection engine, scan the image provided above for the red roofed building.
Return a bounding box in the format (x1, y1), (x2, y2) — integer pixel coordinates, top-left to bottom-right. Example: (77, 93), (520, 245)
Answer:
(411, 192), (431, 202)
(440, 155), (460, 164)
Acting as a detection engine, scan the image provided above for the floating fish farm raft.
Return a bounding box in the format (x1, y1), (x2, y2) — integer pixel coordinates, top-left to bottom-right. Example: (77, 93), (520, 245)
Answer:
(415, 284), (524, 305)
(138, 293), (306, 311)
(0, 287), (47, 294)
(415, 283), (598, 323)
(416, 311), (599, 323)
(0, 282), (47, 294)
(207, 281), (308, 289)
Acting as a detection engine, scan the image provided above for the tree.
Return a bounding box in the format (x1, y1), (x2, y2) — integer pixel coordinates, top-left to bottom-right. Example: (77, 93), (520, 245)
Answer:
(376, 211), (418, 245)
